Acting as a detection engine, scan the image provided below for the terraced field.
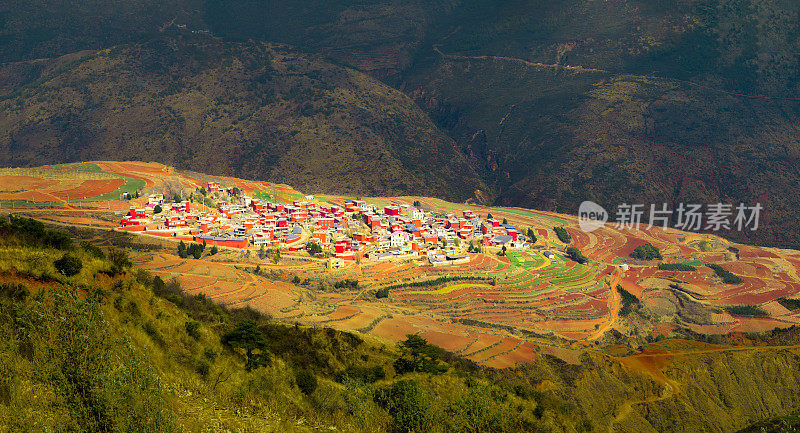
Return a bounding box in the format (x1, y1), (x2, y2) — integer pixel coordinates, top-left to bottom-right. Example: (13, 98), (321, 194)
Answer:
(7, 161), (800, 368)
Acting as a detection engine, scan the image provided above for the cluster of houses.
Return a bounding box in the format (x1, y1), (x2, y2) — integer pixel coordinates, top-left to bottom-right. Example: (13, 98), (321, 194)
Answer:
(120, 182), (531, 265)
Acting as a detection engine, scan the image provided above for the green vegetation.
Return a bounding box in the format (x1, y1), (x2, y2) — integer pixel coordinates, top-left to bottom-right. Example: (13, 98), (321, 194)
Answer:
(553, 227), (571, 244)
(333, 279), (359, 290)
(777, 298), (800, 311)
(724, 305), (769, 317)
(153, 204), (162, 214)
(3, 218), (588, 431)
(617, 285), (641, 317)
(706, 263), (744, 284)
(393, 335), (447, 376)
(178, 242), (205, 260)
(630, 244), (662, 260)
(53, 253), (83, 276)
(376, 287), (390, 299)
(565, 247), (588, 264)
(383, 275), (494, 291)
(306, 242), (323, 256)
(526, 228), (537, 244)
(658, 263), (696, 271)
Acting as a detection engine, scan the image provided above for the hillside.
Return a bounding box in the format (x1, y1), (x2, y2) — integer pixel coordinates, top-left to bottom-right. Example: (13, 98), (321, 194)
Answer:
(4, 214), (800, 432)
(0, 35), (486, 201)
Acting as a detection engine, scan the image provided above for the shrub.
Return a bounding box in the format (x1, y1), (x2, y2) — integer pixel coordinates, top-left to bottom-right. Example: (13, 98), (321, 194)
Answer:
(54, 253), (83, 276)
(376, 287), (389, 299)
(153, 204), (162, 214)
(335, 365), (385, 384)
(393, 334), (447, 375)
(306, 242), (323, 256)
(295, 370), (318, 395)
(0, 282), (29, 301)
(724, 305), (768, 317)
(617, 285), (641, 317)
(658, 263), (696, 271)
(108, 248), (132, 275)
(210, 245), (219, 255)
(565, 246), (588, 264)
(196, 359), (211, 378)
(630, 244), (662, 260)
(80, 241), (105, 259)
(374, 379), (431, 433)
(706, 263), (743, 284)
(554, 226), (571, 243)
(185, 321), (201, 339)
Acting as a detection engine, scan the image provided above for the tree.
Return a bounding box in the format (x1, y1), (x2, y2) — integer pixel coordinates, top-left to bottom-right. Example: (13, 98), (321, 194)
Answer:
(413, 200), (421, 208)
(199, 187), (207, 197)
(54, 254), (82, 276)
(526, 228), (537, 244)
(630, 244), (662, 260)
(188, 243), (203, 259)
(108, 248), (132, 274)
(497, 245), (507, 257)
(502, 218), (508, 225)
(178, 241), (188, 258)
(231, 187), (240, 196)
(393, 334), (446, 375)
(173, 193), (181, 203)
(487, 213), (493, 219)
(306, 242), (323, 256)
(272, 249), (280, 264)
(554, 226), (571, 243)
(153, 204), (162, 214)
(210, 245), (219, 255)
(566, 246), (588, 264)
(259, 244), (266, 259)
(222, 320), (270, 371)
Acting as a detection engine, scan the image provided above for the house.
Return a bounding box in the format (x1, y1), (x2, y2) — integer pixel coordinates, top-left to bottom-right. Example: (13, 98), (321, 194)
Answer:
(148, 194), (164, 206)
(129, 207), (146, 218)
(543, 251), (555, 259)
(384, 206), (401, 216)
(390, 231), (407, 248)
(327, 257), (344, 269)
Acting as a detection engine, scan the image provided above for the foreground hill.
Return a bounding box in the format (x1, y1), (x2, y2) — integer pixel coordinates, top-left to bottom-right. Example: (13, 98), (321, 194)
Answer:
(4, 205), (800, 432)
(0, 35), (486, 201)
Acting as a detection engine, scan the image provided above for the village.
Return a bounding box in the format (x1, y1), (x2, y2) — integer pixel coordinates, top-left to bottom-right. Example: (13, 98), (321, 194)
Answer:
(119, 181), (535, 267)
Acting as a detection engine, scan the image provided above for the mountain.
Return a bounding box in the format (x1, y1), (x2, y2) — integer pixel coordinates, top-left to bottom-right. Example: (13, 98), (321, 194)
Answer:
(0, 35), (486, 201)
(1, 1), (800, 247)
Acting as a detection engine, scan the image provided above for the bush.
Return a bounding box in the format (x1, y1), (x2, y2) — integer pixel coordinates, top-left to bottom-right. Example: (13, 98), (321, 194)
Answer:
(185, 321), (201, 339)
(724, 305), (768, 317)
(0, 282), (29, 301)
(54, 253), (83, 276)
(554, 226), (571, 243)
(565, 246), (587, 264)
(374, 379), (431, 433)
(393, 334), (447, 375)
(210, 245), (219, 255)
(108, 248), (132, 275)
(80, 241), (105, 259)
(376, 287), (389, 299)
(153, 204), (162, 214)
(630, 244), (662, 260)
(306, 242), (323, 256)
(658, 263), (696, 271)
(335, 365), (386, 384)
(706, 263), (743, 284)
(295, 370), (318, 395)
(617, 285), (641, 317)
